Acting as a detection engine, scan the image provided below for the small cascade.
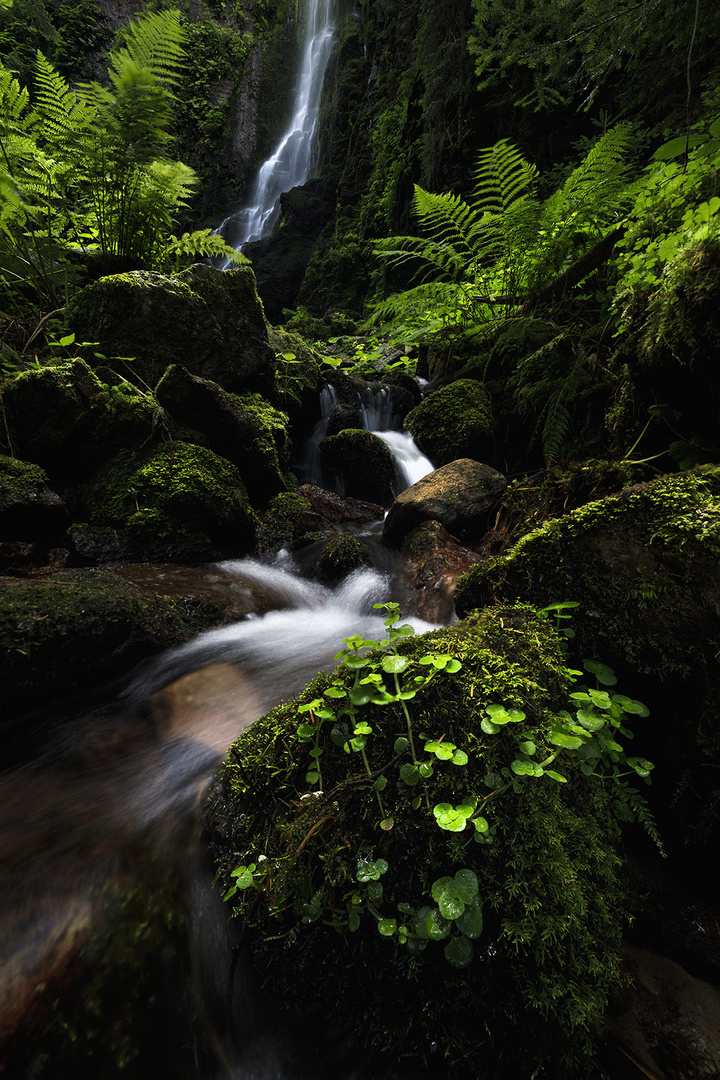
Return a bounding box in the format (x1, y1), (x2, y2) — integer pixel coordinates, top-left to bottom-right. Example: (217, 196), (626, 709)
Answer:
(373, 429), (434, 489)
(299, 381), (434, 496)
(217, 0), (335, 257)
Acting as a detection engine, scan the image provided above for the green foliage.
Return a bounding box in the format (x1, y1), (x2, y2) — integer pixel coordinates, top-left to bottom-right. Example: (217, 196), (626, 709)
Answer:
(0, 9), (243, 304)
(371, 126), (632, 339)
(613, 116), (720, 322)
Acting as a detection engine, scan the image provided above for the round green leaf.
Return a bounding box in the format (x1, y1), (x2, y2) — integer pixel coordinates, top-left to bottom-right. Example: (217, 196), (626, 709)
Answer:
(455, 898), (483, 938)
(378, 918), (396, 937)
(451, 749), (469, 766)
(381, 655), (409, 674)
(454, 869), (478, 904)
(324, 686), (347, 699)
(425, 907), (452, 940)
(444, 936), (474, 968)
(481, 718), (501, 736)
(576, 709), (606, 732)
(394, 737), (409, 754)
(549, 730), (584, 749)
(348, 910), (360, 932)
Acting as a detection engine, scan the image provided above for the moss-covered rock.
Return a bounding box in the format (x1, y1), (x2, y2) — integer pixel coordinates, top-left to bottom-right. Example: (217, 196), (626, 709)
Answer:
(79, 441), (259, 562)
(256, 491), (317, 553)
(454, 467), (720, 839)
(204, 604), (641, 1077)
(404, 379), (493, 466)
(66, 264), (276, 396)
(154, 365), (290, 507)
(320, 428), (397, 504)
(0, 455), (69, 541)
(314, 533), (369, 583)
(0, 568), (228, 717)
(2, 359), (159, 481)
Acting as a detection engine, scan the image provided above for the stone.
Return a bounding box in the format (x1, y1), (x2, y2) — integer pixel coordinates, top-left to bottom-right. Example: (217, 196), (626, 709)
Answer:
(319, 428), (397, 504)
(67, 264), (276, 395)
(0, 455), (69, 542)
(394, 520), (482, 623)
(404, 378), (494, 465)
(382, 458), (507, 547)
(297, 483), (385, 526)
(155, 365), (290, 507)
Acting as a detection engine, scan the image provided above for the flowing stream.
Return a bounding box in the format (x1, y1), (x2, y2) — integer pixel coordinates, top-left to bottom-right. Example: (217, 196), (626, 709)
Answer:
(217, 0), (335, 256)
(0, 552), (438, 1079)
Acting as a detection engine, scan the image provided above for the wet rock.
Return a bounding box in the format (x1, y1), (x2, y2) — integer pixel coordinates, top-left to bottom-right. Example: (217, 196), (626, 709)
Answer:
(314, 534), (369, 584)
(454, 467), (720, 842)
(297, 483), (385, 526)
(0, 566), (241, 718)
(77, 441), (259, 562)
(383, 458), (507, 547)
(0, 455), (69, 542)
(320, 428), (396, 504)
(404, 378), (494, 466)
(394, 520), (482, 623)
(155, 365), (290, 507)
(67, 264), (275, 395)
(151, 663), (264, 757)
(1, 360), (157, 481)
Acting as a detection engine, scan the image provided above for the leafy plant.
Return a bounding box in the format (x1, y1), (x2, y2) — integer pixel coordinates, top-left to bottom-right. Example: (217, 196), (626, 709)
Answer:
(0, 8), (245, 304)
(370, 126), (633, 339)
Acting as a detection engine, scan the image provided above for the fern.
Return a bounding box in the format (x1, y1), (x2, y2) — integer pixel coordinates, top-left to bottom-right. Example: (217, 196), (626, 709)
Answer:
(372, 128), (632, 337)
(161, 229), (250, 272)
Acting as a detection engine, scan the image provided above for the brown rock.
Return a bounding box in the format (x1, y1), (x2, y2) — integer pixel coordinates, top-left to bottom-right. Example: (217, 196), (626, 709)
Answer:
(395, 520), (482, 623)
(297, 483), (385, 525)
(383, 458), (507, 547)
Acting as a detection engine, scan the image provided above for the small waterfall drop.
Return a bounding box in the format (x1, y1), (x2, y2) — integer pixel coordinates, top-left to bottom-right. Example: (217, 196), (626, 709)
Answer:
(218, 0), (335, 256)
(300, 382), (434, 494)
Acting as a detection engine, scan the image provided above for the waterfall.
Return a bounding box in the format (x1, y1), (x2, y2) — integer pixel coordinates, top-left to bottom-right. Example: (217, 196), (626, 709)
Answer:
(299, 382), (434, 494)
(217, 0), (335, 256)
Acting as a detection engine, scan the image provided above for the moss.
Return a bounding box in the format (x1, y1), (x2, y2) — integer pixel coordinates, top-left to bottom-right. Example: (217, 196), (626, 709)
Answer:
(256, 490), (313, 552)
(204, 603), (634, 1078)
(83, 441), (259, 561)
(320, 428), (397, 504)
(314, 533), (369, 582)
(0, 455), (51, 511)
(0, 568), (221, 715)
(404, 379), (493, 466)
(455, 468), (720, 839)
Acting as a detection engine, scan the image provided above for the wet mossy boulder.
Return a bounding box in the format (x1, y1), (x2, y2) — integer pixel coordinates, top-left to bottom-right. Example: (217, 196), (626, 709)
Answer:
(204, 604), (642, 1078)
(0, 455), (69, 541)
(383, 458), (507, 547)
(78, 441), (259, 562)
(454, 467), (720, 839)
(314, 533), (369, 583)
(67, 264), (275, 395)
(404, 379), (493, 466)
(256, 491), (319, 553)
(1, 359), (158, 481)
(320, 428), (397, 504)
(155, 365), (291, 507)
(0, 568), (225, 718)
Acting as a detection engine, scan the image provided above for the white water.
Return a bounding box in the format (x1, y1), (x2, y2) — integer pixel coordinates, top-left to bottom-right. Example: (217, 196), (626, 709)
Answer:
(218, 0), (335, 255)
(126, 560), (437, 711)
(300, 383), (435, 494)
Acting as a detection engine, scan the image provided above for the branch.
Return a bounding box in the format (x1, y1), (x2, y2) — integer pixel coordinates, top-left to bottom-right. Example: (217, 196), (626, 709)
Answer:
(520, 225), (626, 312)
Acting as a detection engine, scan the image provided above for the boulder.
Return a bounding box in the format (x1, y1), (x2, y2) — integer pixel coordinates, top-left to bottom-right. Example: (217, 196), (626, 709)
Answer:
(314, 534), (369, 583)
(454, 466), (720, 840)
(67, 264), (276, 395)
(319, 428), (397, 504)
(204, 604), (643, 1078)
(382, 458), (507, 547)
(394, 520), (482, 623)
(0, 567), (234, 717)
(297, 484), (385, 527)
(155, 365), (290, 507)
(1, 360), (158, 481)
(404, 378), (493, 465)
(0, 456), (69, 542)
(76, 441), (259, 562)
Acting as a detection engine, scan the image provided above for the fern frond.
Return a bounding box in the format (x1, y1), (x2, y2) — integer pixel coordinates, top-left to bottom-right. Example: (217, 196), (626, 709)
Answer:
(411, 185), (487, 265)
(33, 52), (95, 149)
(114, 9), (187, 91)
(473, 139), (538, 216)
(161, 229), (250, 271)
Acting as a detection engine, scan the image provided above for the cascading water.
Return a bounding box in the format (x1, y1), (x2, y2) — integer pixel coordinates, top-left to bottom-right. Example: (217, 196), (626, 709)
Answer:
(217, 0), (335, 257)
(300, 382), (435, 493)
